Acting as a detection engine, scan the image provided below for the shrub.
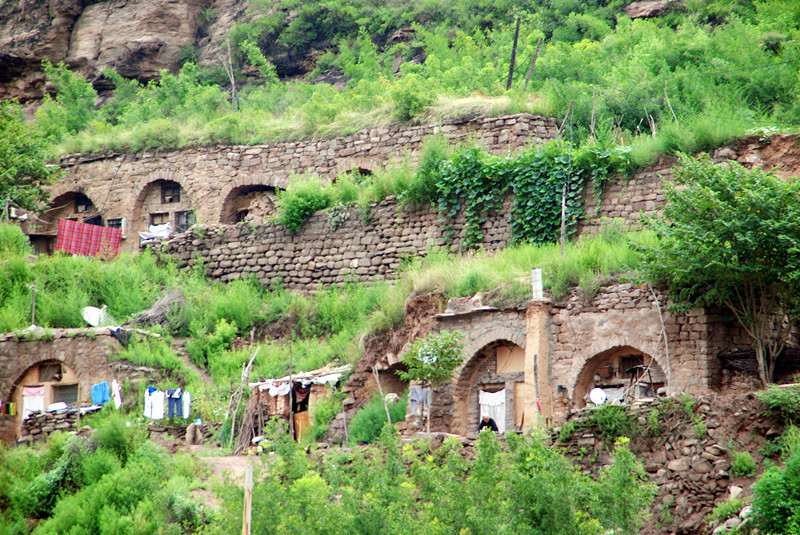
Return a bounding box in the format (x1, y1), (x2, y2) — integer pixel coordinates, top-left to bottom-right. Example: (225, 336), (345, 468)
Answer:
(348, 392), (407, 444)
(94, 412), (139, 466)
(585, 404), (640, 446)
(752, 426), (800, 533)
(731, 450), (757, 477)
(0, 223), (33, 256)
(276, 176), (333, 232)
(756, 385), (800, 423)
(391, 72), (433, 121)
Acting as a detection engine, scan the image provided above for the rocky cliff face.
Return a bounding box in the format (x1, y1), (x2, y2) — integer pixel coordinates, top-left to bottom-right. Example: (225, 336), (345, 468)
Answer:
(0, 0), (250, 107)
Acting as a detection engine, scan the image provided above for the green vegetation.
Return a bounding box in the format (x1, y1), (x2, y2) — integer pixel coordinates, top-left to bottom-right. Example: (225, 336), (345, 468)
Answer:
(397, 330), (465, 386)
(0, 101), (59, 215)
(583, 404), (641, 446)
(731, 449), (757, 477)
(0, 415), (210, 534)
(348, 392), (408, 444)
(756, 384), (800, 423)
(206, 426), (655, 535)
(28, 0), (797, 163)
(640, 156), (800, 385)
(752, 425), (800, 533)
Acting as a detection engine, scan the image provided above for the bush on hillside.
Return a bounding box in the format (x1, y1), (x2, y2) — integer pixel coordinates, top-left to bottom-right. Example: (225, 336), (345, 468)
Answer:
(348, 391), (407, 444)
(276, 176), (333, 232)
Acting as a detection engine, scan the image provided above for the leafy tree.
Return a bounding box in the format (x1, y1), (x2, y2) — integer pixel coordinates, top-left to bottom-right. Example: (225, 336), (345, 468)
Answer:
(640, 154), (800, 385)
(39, 60), (97, 134)
(397, 330), (464, 432)
(397, 330), (465, 386)
(0, 102), (59, 215)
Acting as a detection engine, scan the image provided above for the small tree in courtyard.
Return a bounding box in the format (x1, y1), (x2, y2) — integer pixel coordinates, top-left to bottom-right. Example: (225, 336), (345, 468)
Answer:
(397, 330), (465, 431)
(640, 154), (800, 385)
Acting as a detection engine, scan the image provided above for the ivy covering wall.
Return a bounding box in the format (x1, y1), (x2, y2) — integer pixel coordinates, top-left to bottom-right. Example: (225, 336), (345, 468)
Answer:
(436, 141), (631, 249)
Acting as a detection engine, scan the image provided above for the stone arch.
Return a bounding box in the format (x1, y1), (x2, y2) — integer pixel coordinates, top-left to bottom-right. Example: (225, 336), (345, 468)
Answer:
(219, 184), (278, 224)
(44, 190), (103, 225)
(572, 345), (667, 408)
(4, 355), (84, 405)
(451, 337), (526, 435)
(7, 359), (82, 438)
(132, 179), (194, 239)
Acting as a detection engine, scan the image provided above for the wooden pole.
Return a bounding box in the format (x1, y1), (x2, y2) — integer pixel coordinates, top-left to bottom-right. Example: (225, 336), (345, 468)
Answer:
(664, 81), (679, 126)
(30, 283), (36, 326)
(560, 183), (567, 257)
(506, 17), (521, 91)
(426, 383), (431, 434)
(288, 340), (295, 440)
(557, 99), (574, 138)
(242, 464), (253, 535)
(523, 37), (543, 92)
(372, 365), (391, 425)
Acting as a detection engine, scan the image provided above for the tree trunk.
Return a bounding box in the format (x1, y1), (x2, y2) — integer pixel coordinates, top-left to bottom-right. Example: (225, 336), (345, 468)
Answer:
(755, 342), (772, 386)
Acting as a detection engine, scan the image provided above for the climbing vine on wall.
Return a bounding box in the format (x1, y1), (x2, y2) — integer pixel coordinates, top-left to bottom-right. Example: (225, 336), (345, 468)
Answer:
(435, 141), (630, 249)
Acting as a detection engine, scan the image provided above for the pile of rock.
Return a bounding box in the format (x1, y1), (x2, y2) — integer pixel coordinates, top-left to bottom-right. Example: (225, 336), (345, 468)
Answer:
(21, 409), (80, 441)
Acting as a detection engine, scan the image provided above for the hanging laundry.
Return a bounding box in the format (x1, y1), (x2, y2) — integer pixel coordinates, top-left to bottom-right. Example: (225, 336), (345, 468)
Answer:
(181, 391), (191, 419)
(55, 219), (122, 259)
(409, 387), (431, 415)
(91, 381), (110, 405)
(22, 386), (45, 420)
(166, 388), (183, 418)
(111, 380), (122, 410)
(150, 390), (166, 420)
(479, 389), (506, 435)
(143, 386), (158, 418)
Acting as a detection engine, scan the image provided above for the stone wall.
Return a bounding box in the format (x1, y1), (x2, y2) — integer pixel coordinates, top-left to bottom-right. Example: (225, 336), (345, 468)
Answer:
(548, 283), (749, 420)
(0, 328), (169, 443)
(161, 196), (514, 290)
(33, 114), (557, 252)
(579, 155), (675, 234)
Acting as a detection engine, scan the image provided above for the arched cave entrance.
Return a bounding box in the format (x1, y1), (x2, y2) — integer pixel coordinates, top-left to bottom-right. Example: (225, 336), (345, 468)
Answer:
(453, 340), (527, 435)
(574, 346), (667, 408)
(133, 180), (194, 245)
(220, 185), (277, 224)
(9, 360), (80, 438)
(28, 192), (103, 254)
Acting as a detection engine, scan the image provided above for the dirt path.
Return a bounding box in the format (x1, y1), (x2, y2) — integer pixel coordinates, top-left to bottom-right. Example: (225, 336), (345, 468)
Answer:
(173, 338), (214, 384)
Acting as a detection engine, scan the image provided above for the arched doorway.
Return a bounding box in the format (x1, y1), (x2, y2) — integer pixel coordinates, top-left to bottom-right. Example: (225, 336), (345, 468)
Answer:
(574, 346), (667, 408)
(10, 360), (80, 437)
(220, 185), (278, 224)
(28, 192), (103, 254)
(453, 340), (527, 435)
(132, 180), (194, 244)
